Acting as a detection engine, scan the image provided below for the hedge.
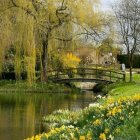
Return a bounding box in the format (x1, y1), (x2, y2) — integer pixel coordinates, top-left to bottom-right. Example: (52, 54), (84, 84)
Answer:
(117, 55), (140, 68)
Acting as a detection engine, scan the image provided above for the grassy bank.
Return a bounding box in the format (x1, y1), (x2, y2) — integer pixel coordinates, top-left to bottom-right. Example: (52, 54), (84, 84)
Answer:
(106, 73), (140, 97)
(25, 79), (140, 140)
(107, 82), (140, 98)
(126, 73), (140, 83)
(0, 80), (80, 93)
(25, 94), (140, 140)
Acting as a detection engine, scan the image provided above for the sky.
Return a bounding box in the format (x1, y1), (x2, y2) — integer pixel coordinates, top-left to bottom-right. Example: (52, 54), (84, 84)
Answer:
(101, 0), (114, 11)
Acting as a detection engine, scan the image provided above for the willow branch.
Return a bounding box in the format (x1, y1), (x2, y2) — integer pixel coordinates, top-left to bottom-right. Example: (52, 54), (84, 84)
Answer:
(10, 0), (36, 19)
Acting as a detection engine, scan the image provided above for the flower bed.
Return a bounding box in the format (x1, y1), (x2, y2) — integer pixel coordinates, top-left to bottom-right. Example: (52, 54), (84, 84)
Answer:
(25, 94), (140, 140)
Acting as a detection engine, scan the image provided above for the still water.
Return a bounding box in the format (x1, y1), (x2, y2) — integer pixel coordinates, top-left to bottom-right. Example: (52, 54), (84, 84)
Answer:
(0, 91), (95, 140)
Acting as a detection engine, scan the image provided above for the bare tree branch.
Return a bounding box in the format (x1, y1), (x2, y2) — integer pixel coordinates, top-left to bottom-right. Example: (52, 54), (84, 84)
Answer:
(113, 0), (140, 82)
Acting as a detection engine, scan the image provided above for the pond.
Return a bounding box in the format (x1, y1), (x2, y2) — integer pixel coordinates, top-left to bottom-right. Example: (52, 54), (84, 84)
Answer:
(0, 91), (96, 140)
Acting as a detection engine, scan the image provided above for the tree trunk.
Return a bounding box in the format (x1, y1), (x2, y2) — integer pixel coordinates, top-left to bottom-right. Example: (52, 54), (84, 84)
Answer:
(129, 64), (133, 82)
(41, 35), (49, 82)
(129, 54), (133, 82)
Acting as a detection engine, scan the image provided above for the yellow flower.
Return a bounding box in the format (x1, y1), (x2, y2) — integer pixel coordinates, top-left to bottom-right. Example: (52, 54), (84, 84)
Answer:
(120, 116), (124, 120)
(104, 128), (109, 134)
(107, 111), (112, 116)
(107, 106), (122, 116)
(30, 136), (35, 140)
(62, 53), (80, 69)
(115, 128), (120, 133)
(107, 98), (115, 104)
(117, 108), (122, 113)
(99, 133), (106, 140)
(45, 133), (49, 138)
(93, 119), (101, 125)
(55, 128), (59, 132)
(80, 135), (86, 140)
(75, 127), (79, 131)
(35, 135), (41, 140)
(86, 131), (92, 140)
(111, 110), (116, 116)
(117, 99), (122, 104)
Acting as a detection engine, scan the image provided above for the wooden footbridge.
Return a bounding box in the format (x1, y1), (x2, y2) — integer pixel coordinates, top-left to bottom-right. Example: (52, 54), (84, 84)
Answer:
(48, 68), (126, 83)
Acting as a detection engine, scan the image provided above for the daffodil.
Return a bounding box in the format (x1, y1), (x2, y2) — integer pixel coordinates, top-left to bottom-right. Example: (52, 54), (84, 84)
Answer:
(99, 133), (106, 140)
(79, 135), (86, 140)
(115, 128), (120, 133)
(104, 128), (109, 134)
(93, 119), (101, 125)
(86, 131), (92, 140)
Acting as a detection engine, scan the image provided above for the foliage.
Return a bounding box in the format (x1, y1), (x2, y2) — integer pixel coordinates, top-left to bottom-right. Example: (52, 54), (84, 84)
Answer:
(25, 94), (140, 140)
(0, 0), (103, 83)
(62, 53), (81, 69)
(114, 110), (140, 140)
(98, 38), (117, 55)
(48, 50), (63, 71)
(0, 80), (73, 93)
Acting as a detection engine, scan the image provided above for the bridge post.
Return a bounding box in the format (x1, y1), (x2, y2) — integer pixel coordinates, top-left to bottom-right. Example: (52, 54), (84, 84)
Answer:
(56, 71), (59, 79)
(96, 69), (98, 79)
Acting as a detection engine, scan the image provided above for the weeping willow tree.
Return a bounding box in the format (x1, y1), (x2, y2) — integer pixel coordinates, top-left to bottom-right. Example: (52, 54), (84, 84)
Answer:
(0, 2), (13, 74)
(14, 7), (36, 85)
(0, 0), (36, 85)
(0, 0), (103, 83)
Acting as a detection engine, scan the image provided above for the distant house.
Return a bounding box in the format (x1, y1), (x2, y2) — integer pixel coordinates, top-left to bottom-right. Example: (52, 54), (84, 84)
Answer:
(73, 47), (97, 66)
(97, 43), (120, 66)
(73, 45), (120, 67)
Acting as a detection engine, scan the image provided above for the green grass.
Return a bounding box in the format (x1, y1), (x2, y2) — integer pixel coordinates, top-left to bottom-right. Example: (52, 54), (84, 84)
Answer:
(24, 72), (140, 140)
(101, 73), (140, 139)
(115, 109), (140, 140)
(106, 73), (140, 98)
(108, 82), (140, 98)
(0, 80), (77, 93)
(126, 73), (140, 83)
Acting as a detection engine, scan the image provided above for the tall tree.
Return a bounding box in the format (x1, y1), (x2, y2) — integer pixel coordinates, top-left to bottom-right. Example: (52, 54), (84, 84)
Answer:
(113, 0), (140, 82)
(0, 0), (102, 82)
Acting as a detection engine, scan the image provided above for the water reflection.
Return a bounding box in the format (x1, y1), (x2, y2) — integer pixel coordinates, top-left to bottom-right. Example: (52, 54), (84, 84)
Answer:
(0, 92), (95, 140)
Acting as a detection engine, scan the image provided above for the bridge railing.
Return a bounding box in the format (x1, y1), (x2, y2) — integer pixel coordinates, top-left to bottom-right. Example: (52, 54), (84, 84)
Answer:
(48, 68), (126, 83)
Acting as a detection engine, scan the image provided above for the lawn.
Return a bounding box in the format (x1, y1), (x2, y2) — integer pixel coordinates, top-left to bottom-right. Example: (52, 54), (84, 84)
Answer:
(126, 72), (140, 83)
(107, 73), (140, 98)
(108, 82), (140, 98)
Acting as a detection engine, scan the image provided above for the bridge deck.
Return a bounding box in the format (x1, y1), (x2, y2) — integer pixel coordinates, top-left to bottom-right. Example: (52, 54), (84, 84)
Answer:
(54, 78), (113, 83)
